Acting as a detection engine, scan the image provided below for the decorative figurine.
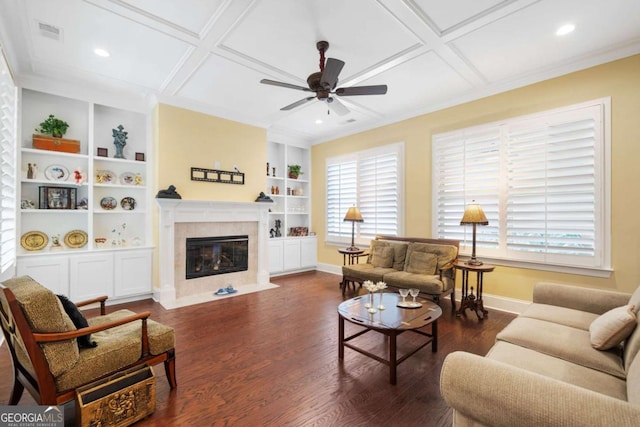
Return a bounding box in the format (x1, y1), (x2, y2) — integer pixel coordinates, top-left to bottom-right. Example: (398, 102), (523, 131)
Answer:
(27, 163), (34, 179)
(274, 219), (282, 237)
(266, 162), (270, 176)
(255, 192), (273, 202)
(112, 124), (128, 159)
(73, 168), (84, 185)
(51, 234), (62, 249)
(156, 185), (182, 199)
(272, 167), (276, 177)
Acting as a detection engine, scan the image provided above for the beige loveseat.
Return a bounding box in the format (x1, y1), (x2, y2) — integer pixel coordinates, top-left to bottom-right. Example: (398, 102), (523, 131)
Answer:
(341, 236), (459, 306)
(440, 282), (640, 426)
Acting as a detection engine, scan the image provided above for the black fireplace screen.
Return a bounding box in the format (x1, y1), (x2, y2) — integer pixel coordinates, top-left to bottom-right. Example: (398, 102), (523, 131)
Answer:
(186, 235), (249, 279)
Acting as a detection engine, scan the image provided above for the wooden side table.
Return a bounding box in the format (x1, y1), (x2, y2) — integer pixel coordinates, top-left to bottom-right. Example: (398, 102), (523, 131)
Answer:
(338, 248), (365, 265)
(454, 262), (495, 320)
(338, 248), (366, 295)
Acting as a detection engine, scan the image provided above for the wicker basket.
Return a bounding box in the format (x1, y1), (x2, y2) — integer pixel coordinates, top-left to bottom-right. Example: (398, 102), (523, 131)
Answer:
(75, 365), (155, 427)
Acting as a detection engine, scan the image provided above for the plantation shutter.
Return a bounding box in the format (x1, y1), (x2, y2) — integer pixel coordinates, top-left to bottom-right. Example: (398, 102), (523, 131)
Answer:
(433, 99), (608, 271)
(326, 143), (403, 245)
(505, 106), (601, 267)
(0, 51), (16, 274)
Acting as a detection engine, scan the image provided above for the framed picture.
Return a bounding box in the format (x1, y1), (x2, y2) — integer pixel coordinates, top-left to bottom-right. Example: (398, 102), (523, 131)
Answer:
(135, 152), (145, 162)
(39, 186), (77, 209)
(97, 147), (108, 157)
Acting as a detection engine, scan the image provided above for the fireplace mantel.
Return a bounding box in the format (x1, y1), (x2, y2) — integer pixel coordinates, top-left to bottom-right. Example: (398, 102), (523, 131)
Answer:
(155, 199), (271, 307)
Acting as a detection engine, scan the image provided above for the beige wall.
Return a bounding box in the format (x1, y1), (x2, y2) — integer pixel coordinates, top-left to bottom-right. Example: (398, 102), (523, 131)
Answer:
(154, 103), (266, 200)
(152, 103), (267, 286)
(311, 55), (640, 301)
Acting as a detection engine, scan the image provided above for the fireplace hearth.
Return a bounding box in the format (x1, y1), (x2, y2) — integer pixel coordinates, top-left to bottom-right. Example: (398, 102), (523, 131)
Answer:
(186, 235), (248, 279)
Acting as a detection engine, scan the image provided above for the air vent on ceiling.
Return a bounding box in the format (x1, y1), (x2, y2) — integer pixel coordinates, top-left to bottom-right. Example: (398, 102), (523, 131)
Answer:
(37, 21), (63, 41)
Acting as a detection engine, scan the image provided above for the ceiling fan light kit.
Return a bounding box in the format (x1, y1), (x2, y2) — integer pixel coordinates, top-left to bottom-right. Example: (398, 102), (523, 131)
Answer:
(260, 41), (387, 116)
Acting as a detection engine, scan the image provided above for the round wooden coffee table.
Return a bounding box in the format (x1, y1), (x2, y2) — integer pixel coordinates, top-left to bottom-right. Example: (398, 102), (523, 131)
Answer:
(338, 292), (442, 384)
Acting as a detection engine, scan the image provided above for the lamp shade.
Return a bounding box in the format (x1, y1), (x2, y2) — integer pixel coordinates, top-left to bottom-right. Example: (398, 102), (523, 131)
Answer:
(460, 201), (488, 225)
(344, 206), (364, 222)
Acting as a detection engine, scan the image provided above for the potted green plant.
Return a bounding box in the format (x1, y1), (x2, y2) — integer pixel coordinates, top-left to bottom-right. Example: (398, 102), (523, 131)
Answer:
(288, 164), (303, 179)
(35, 114), (69, 138)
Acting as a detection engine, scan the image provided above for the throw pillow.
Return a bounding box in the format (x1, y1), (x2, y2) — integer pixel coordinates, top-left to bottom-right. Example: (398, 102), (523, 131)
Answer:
(370, 246), (394, 268)
(589, 304), (637, 350)
(56, 294), (97, 349)
(629, 286), (640, 314)
(405, 251), (438, 275)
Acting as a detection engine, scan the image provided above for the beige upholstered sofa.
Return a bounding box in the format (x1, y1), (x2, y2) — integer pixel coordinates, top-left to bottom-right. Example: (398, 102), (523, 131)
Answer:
(440, 282), (640, 426)
(341, 236), (459, 306)
(0, 276), (176, 405)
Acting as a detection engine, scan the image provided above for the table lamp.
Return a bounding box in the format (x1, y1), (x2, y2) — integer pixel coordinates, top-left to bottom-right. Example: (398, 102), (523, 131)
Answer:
(344, 206), (364, 250)
(460, 200), (488, 265)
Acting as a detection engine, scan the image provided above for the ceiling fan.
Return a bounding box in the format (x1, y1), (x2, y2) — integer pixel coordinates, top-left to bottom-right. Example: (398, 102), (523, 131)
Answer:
(260, 41), (387, 116)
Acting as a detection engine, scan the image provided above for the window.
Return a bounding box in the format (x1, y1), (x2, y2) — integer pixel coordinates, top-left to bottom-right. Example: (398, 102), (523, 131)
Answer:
(326, 143), (404, 246)
(0, 50), (16, 276)
(433, 99), (610, 274)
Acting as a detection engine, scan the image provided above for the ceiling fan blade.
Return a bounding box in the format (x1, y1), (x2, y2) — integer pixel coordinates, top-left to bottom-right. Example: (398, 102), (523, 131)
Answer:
(336, 85), (388, 96)
(327, 98), (349, 116)
(281, 96), (316, 111)
(320, 58), (345, 89)
(261, 79), (312, 92)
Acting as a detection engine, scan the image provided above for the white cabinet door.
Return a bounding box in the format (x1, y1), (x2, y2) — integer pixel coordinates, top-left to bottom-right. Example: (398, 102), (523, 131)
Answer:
(268, 240), (284, 273)
(300, 237), (317, 268)
(69, 253), (114, 301)
(17, 255), (69, 295)
(114, 249), (152, 297)
(283, 239), (301, 271)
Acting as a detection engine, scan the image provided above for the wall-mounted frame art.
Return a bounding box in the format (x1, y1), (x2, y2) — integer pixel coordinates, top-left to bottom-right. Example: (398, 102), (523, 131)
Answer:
(97, 147), (108, 157)
(190, 167), (244, 185)
(39, 186), (77, 209)
(135, 152), (145, 161)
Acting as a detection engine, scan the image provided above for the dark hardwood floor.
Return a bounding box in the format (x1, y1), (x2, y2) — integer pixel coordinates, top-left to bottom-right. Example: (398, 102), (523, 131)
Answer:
(0, 271), (516, 426)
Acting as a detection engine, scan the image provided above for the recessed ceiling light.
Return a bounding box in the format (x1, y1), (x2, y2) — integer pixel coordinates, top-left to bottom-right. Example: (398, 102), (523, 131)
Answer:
(315, 119), (323, 124)
(556, 24), (575, 36)
(94, 48), (110, 57)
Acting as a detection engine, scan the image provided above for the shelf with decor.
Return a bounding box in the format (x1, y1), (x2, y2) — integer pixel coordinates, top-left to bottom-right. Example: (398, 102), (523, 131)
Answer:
(266, 140), (316, 274)
(16, 88), (153, 300)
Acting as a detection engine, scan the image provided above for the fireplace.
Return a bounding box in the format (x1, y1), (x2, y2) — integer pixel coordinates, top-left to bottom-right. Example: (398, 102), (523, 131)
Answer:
(186, 235), (248, 279)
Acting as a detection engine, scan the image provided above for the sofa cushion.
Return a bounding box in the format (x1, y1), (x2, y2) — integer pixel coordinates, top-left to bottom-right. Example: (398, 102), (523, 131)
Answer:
(369, 240), (408, 270)
(383, 271), (446, 294)
(370, 245), (394, 268)
(405, 251), (438, 275)
(629, 286), (640, 315)
(627, 352), (640, 406)
(623, 315), (640, 372)
(404, 242), (457, 272)
(54, 309), (175, 392)
(486, 341), (628, 401)
(342, 264), (395, 283)
(589, 305), (637, 350)
(521, 303), (600, 331)
(496, 317), (625, 379)
(3, 276), (79, 377)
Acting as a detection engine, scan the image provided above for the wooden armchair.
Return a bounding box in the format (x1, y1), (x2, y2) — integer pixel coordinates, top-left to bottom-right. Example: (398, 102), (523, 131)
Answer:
(0, 276), (177, 406)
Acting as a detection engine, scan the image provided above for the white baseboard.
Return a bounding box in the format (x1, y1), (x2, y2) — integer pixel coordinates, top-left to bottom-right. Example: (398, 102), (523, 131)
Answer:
(317, 262), (529, 314)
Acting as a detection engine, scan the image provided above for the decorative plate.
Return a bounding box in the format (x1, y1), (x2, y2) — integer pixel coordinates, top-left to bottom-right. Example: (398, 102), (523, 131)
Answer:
(64, 230), (88, 248)
(100, 196), (118, 210)
(120, 196), (136, 210)
(120, 172), (136, 185)
(396, 301), (423, 309)
(45, 164), (69, 181)
(20, 231), (48, 251)
(95, 170), (116, 184)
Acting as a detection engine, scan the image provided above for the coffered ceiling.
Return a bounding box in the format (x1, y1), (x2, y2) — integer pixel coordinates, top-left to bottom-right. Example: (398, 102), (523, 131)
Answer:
(1, 0), (639, 144)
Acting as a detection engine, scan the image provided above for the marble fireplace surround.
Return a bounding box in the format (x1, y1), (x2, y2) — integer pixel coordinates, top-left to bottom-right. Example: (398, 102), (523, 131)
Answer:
(155, 199), (271, 309)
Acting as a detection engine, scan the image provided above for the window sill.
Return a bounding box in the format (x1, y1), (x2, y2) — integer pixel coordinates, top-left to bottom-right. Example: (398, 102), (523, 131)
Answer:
(458, 255), (613, 278)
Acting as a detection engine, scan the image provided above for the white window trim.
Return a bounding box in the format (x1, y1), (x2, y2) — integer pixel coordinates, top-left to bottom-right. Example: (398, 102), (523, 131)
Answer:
(326, 142), (404, 247)
(432, 98), (611, 277)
